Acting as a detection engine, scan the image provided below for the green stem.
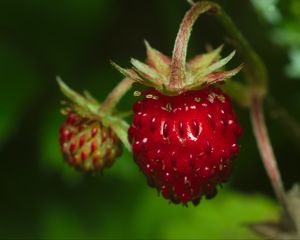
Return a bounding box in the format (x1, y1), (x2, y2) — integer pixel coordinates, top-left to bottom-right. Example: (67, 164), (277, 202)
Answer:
(170, 1), (219, 91)
(187, 0), (267, 94)
(250, 96), (294, 227)
(100, 78), (133, 113)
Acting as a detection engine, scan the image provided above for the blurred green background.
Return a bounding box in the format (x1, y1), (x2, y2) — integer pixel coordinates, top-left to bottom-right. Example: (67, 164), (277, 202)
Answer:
(0, 0), (299, 239)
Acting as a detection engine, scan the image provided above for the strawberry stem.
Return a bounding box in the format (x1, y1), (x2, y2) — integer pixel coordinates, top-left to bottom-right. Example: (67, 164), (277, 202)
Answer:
(187, 0), (267, 96)
(100, 77), (133, 113)
(250, 96), (296, 230)
(169, 1), (219, 91)
(186, 0), (296, 230)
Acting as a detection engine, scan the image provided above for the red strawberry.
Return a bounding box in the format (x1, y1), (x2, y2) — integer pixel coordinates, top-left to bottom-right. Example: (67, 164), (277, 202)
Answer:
(60, 112), (122, 172)
(128, 87), (242, 204)
(112, 2), (243, 204)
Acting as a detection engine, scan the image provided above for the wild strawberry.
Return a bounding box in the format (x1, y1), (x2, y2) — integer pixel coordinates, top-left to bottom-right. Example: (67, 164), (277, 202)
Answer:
(57, 78), (131, 173)
(113, 2), (243, 204)
(128, 87), (242, 204)
(60, 112), (122, 172)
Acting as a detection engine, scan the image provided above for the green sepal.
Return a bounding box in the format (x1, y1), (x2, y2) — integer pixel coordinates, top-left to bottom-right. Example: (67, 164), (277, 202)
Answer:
(103, 115), (131, 152)
(112, 42), (242, 96)
(188, 44), (223, 73)
(57, 77), (131, 152)
(57, 76), (100, 116)
(191, 50), (236, 82)
(144, 40), (171, 76)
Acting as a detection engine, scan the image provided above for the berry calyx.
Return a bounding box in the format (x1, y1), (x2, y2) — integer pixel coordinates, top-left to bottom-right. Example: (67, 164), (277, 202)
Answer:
(128, 87), (242, 204)
(60, 112), (122, 172)
(112, 1), (242, 96)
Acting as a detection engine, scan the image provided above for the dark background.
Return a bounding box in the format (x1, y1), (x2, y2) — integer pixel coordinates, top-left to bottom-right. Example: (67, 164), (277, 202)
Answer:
(0, 0), (299, 239)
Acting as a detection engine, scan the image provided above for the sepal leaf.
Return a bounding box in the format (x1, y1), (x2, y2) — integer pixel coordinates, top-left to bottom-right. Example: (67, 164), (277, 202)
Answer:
(57, 77), (99, 115)
(188, 44), (223, 72)
(145, 40), (171, 76)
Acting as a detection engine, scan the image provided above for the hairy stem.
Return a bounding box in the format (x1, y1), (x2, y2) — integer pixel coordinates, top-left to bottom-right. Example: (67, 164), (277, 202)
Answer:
(170, 1), (219, 90)
(187, 0), (267, 94)
(250, 96), (296, 230)
(250, 97), (287, 210)
(186, 0), (295, 227)
(100, 78), (133, 113)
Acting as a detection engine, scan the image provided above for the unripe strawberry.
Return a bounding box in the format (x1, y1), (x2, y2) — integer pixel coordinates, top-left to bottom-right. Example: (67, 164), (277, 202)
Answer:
(60, 112), (122, 172)
(57, 79), (130, 174)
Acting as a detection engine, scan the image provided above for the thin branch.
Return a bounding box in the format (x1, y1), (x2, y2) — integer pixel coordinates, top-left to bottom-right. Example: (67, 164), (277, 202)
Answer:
(186, 0), (297, 228)
(100, 78), (133, 113)
(250, 96), (296, 230)
(170, 1), (219, 90)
